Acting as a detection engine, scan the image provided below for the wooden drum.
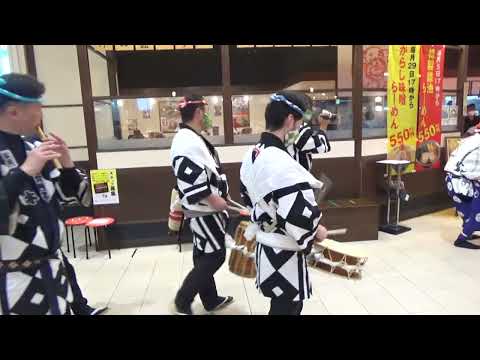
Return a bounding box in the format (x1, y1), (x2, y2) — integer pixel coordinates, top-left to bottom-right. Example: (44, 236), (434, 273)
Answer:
(307, 239), (368, 279)
(228, 221), (257, 278)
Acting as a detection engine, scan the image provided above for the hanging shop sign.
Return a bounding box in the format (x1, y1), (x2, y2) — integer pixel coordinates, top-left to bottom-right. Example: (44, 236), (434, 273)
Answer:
(387, 45), (420, 174)
(90, 169), (120, 205)
(415, 45), (445, 172)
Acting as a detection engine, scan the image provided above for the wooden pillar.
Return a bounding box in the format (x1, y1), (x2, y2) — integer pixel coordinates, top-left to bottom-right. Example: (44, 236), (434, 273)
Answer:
(106, 51), (119, 97)
(76, 45), (98, 170)
(24, 45), (37, 78)
(352, 45), (364, 197)
(457, 45), (469, 133)
(221, 45), (234, 144)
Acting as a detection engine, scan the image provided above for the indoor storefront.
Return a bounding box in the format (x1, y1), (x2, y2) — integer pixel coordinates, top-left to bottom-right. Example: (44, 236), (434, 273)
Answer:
(2, 44), (480, 315)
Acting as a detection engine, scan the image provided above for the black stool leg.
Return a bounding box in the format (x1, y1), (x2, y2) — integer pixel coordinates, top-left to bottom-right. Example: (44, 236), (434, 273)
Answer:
(88, 227), (92, 247)
(105, 227), (111, 259)
(71, 226), (76, 258)
(66, 226), (70, 253)
(94, 228), (98, 251)
(84, 227), (89, 260)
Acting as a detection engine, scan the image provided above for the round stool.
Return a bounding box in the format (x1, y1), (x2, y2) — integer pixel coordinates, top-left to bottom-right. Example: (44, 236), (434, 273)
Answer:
(86, 218), (115, 259)
(65, 216), (94, 259)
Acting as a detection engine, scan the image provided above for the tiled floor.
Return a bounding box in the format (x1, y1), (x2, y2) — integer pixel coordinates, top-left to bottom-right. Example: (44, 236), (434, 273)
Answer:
(66, 209), (480, 315)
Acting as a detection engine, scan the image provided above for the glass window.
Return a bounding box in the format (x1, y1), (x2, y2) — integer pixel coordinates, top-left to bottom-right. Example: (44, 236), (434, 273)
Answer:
(362, 91), (388, 138)
(0, 45), (11, 75)
(442, 92), (458, 132)
(314, 91), (353, 140)
(232, 90), (353, 144)
(229, 46), (351, 144)
(95, 95), (224, 151)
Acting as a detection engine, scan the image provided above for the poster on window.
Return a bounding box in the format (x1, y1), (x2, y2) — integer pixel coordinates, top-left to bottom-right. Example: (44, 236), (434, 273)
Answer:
(415, 45), (445, 172)
(232, 96), (251, 134)
(363, 45), (388, 89)
(90, 169), (120, 205)
(387, 45), (420, 174)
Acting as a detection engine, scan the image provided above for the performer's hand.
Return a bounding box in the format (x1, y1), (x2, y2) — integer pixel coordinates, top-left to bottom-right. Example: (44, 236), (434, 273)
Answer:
(207, 194), (228, 212)
(20, 143), (62, 176)
(46, 133), (74, 168)
(315, 225), (328, 243)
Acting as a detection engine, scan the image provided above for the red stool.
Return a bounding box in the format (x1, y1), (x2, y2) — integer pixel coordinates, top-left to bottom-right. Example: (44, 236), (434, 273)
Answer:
(86, 218), (115, 259)
(65, 216), (94, 259)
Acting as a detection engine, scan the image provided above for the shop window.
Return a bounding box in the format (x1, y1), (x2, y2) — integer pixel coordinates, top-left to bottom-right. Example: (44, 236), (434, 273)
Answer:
(442, 92), (458, 132)
(232, 90), (353, 144)
(229, 46), (351, 143)
(94, 95), (224, 151)
(0, 45), (11, 75)
(362, 91), (388, 138)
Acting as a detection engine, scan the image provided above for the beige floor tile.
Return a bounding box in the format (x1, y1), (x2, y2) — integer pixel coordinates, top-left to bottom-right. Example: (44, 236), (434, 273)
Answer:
(315, 282), (369, 315)
(372, 273), (447, 314)
(68, 209), (480, 315)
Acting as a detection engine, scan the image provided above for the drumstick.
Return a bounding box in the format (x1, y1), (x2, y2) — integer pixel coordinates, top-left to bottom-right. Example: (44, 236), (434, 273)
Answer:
(227, 206), (250, 217)
(313, 228), (348, 246)
(326, 228), (348, 236)
(36, 126), (62, 169)
(228, 198), (249, 211)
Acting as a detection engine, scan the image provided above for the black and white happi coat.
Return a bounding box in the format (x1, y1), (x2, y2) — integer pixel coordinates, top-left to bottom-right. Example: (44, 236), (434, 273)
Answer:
(170, 124), (230, 254)
(240, 132), (324, 301)
(0, 131), (92, 315)
(286, 123), (331, 172)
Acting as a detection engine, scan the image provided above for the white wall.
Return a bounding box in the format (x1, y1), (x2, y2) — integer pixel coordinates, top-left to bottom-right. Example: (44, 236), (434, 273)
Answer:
(33, 45), (93, 162)
(34, 45), (83, 105)
(97, 139), (356, 169)
(42, 107), (87, 147)
(88, 48), (110, 97)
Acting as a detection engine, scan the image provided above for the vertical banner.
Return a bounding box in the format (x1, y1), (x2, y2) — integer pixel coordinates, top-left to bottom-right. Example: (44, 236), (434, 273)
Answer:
(387, 45), (420, 173)
(416, 45), (445, 171)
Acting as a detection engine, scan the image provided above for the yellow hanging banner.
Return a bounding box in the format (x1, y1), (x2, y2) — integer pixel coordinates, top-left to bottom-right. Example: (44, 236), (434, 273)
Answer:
(387, 45), (420, 173)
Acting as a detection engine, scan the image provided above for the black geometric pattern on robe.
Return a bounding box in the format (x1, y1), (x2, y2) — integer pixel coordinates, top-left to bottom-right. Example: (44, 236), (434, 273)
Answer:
(0, 132), (90, 315)
(174, 156), (206, 185)
(289, 125), (331, 172)
(9, 261), (70, 315)
(189, 213), (228, 254)
(255, 244), (311, 301)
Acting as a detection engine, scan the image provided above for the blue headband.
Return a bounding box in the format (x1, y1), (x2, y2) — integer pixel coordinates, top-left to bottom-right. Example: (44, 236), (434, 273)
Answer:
(0, 77), (43, 104)
(270, 94), (304, 117)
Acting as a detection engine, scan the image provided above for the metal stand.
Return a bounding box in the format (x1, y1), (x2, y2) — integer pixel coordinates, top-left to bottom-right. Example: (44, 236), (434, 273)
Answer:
(377, 161), (412, 235)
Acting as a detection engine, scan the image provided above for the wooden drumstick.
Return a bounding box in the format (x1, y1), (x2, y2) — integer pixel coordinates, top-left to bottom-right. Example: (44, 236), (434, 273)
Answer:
(36, 126), (62, 169)
(326, 228), (348, 236)
(227, 205), (250, 217)
(314, 228), (348, 246)
(228, 198), (249, 211)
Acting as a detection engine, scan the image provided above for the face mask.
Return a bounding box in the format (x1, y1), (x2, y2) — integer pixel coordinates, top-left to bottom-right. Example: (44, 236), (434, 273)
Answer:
(285, 120), (302, 146)
(303, 109), (313, 122)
